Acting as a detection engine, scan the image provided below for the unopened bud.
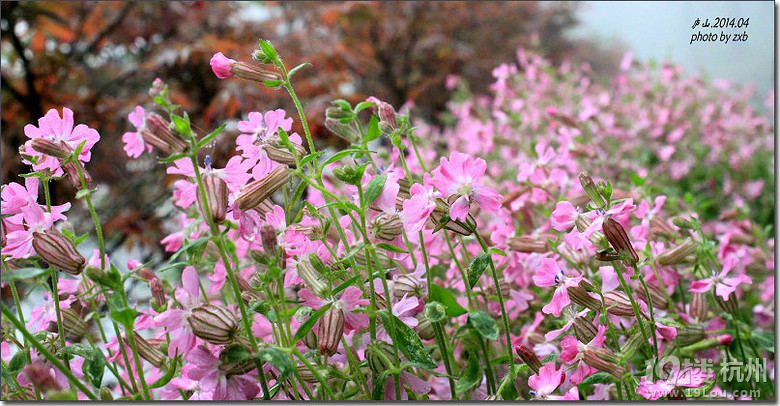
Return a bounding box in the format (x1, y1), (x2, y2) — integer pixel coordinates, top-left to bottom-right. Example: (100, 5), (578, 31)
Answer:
(149, 78), (165, 98)
(60, 308), (87, 341)
(237, 166), (291, 211)
(32, 228), (85, 275)
(369, 212), (404, 241)
(514, 344), (542, 375)
(353, 249), (392, 270)
(260, 225), (278, 255)
(324, 117), (359, 144)
(188, 305), (239, 344)
(289, 223), (322, 239)
(595, 249), (622, 262)
(31, 138), (73, 160)
(718, 334), (733, 345)
(431, 198), (473, 236)
(219, 357), (256, 378)
(657, 238), (697, 266)
(649, 216), (677, 240)
(297, 259), (328, 298)
(573, 317), (599, 343)
(232, 60), (283, 83)
(578, 172), (607, 209)
(414, 317), (436, 340)
(332, 165), (362, 185)
(390, 274), (423, 299)
(366, 340), (395, 375)
(297, 365), (324, 383)
(1, 218), (7, 248)
(150, 278), (166, 307)
(506, 235), (550, 253)
(567, 285), (602, 311)
(264, 138), (308, 166)
(124, 333), (167, 368)
(604, 291), (647, 319)
(689, 292), (707, 321)
(582, 347), (626, 378)
(602, 217), (639, 264)
(677, 324), (705, 347)
(672, 216), (696, 230)
(633, 283), (668, 310)
(141, 113), (188, 154)
(200, 172), (229, 224)
(485, 280), (511, 298)
(61, 160), (92, 190)
(135, 267), (155, 281)
(303, 329), (318, 350)
(318, 306), (345, 357)
(375, 101), (398, 133)
(99, 387), (114, 400)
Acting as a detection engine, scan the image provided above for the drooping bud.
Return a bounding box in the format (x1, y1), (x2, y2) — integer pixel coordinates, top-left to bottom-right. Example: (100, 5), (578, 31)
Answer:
(135, 267), (155, 281)
(602, 217), (639, 264)
(374, 100), (398, 134)
(633, 283), (668, 310)
(604, 291), (647, 319)
(582, 347), (626, 378)
(689, 292), (707, 321)
(672, 216), (696, 230)
(578, 172), (607, 209)
(31, 138), (73, 160)
(61, 160), (92, 190)
(393, 274), (426, 299)
(366, 340), (395, 375)
(199, 172), (229, 224)
(141, 113), (188, 154)
(150, 278), (166, 307)
(567, 284), (602, 311)
(260, 225), (278, 255)
(60, 308), (87, 341)
(514, 344), (542, 375)
(414, 317), (436, 340)
(32, 228), (85, 276)
(324, 116), (360, 144)
(369, 212), (404, 241)
(318, 306), (345, 357)
(236, 166), (291, 211)
(124, 333), (167, 368)
(296, 259), (328, 298)
(332, 165), (363, 185)
(572, 317), (599, 343)
(263, 137), (308, 166)
(657, 238), (697, 266)
(188, 305), (239, 345)
(677, 324), (705, 347)
(506, 235), (550, 253)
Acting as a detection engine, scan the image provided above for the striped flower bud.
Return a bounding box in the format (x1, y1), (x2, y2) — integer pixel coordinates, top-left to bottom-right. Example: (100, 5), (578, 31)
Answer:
(649, 216), (677, 240)
(303, 330), (318, 350)
(297, 364), (323, 383)
(414, 317), (436, 341)
(567, 285), (602, 311)
(514, 344), (542, 375)
(289, 223), (322, 239)
(188, 305), (239, 345)
(31, 138), (73, 160)
(135, 267), (155, 281)
(237, 165), (291, 211)
(657, 238), (698, 266)
(713, 292), (737, 314)
(366, 340), (395, 375)
(573, 317), (599, 343)
(431, 198), (473, 235)
(124, 333), (167, 368)
(672, 216), (696, 230)
(141, 113), (188, 154)
(582, 347), (626, 378)
(375, 101), (398, 134)
(150, 277), (166, 307)
(353, 249), (392, 270)
(369, 212), (404, 241)
(578, 172), (607, 210)
(219, 357), (257, 377)
(264, 138), (308, 166)
(485, 280), (511, 299)
(595, 249), (621, 262)
(61, 160), (92, 190)
(393, 274), (426, 299)
(506, 235), (550, 253)
(260, 224), (278, 255)
(602, 217), (639, 264)
(677, 324), (705, 347)
(199, 172), (229, 224)
(297, 259), (328, 298)
(318, 306), (345, 357)
(689, 292), (707, 321)
(60, 308), (87, 341)
(324, 116), (359, 144)
(633, 283), (668, 310)
(604, 291), (647, 319)
(39, 332), (61, 356)
(32, 228), (85, 276)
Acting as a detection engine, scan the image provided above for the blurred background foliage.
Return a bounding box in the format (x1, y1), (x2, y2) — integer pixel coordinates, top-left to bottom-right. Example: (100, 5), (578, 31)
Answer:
(0, 1), (626, 260)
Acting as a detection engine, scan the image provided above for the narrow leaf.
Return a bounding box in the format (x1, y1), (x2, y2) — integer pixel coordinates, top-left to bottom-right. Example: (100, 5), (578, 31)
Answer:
(467, 253), (491, 289)
(292, 302), (333, 343)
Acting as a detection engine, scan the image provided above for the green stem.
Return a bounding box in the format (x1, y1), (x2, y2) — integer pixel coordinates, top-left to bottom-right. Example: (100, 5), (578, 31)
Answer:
(341, 336), (371, 398)
(49, 269), (73, 381)
(444, 232), (474, 309)
(2, 305), (97, 400)
(292, 348), (336, 399)
(118, 291), (151, 399)
(432, 321), (458, 400)
(612, 261), (654, 379)
(73, 162), (104, 270)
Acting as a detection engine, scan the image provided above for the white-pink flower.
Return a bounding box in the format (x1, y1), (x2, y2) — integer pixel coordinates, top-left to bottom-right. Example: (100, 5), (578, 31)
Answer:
(429, 151), (501, 221)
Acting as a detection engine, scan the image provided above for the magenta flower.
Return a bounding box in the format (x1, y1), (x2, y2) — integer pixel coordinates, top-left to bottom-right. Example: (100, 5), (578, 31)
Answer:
(183, 345), (260, 400)
(298, 286), (369, 333)
(689, 255), (752, 300)
(210, 52), (235, 79)
(429, 151), (502, 221)
(528, 362), (564, 399)
(550, 200), (580, 232)
(23, 107), (101, 176)
(121, 105), (152, 158)
(636, 366), (711, 400)
(153, 266), (201, 357)
(532, 258), (583, 317)
(559, 325), (607, 384)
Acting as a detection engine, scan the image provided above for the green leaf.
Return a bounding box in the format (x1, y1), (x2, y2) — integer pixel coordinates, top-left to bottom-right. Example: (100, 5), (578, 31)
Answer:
(468, 311), (499, 341)
(149, 355), (180, 389)
(365, 115), (381, 142)
(255, 347), (294, 381)
(82, 348), (106, 388)
(331, 275), (361, 296)
(467, 253), (491, 289)
(108, 294), (137, 328)
(498, 373), (519, 400)
(299, 151), (325, 169)
(170, 236), (210, 262)
(8, 351), (28, 375)
(332, 99), (352, 111)
(220, 344), (252, 364)
(75, 188), (94, 199)
(363, 175), (387, 209)
(355, 101), (376, 114)
(288, 62), (312, 77)
(158, 152), (187, 163)
(320, 148), (370, 169)
(378, 310), (438, 369)
(488, 247), (507, 257)
(455, 350), (481, 395)
(429, 285), (467, 317)
(258, 40), (279, 62)
(170, 114), (191, 136)
(577, 371), (617, 393)
(372, 370), (390, 400)
(195, 124), (226, 150)
(292, 302), (333, 343)
(753, 331), (774, 353)
(0, 267), (48, 282)
(375, 242), (407, 254)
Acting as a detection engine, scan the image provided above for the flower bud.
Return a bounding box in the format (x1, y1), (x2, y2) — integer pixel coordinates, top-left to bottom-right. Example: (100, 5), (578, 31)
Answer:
(199, 172), (229, 224)
(149, 77), (165, 98)
(324, 117), (360, 144)
(572, 317), (599, 343)
(414, 317), (436, 340)
(332, 165), (363, 185)
(237, 166), (291, 211)
(23, 362), (62, 393)
(689, 292), (707, 321)
(303, 329), (318, 350)
(506, 235), (550, 253)
(633, 283), (668, 310)
(219, 357), (257, 378)
(135, 267), (155, 281)
(264, 137), (308, 167)
(393, 274), (425, 299)
(366, 340), (395, 375)
(595, 249), (621, 262)
(649, 216), (677, 240)
(188, 305), (239, 345)
(61, 160), (92, 190)
(677, 324), (705, 347)
(375, 101), (398, 134)
(578, 172), (607, 209)
(124, 332), (167, 368)
(297, 259), (328, 298)
(318, 306), (345, 357)
(657, 238), (697, 266)
(289, 223), (322, 240)
(604, 291), (647, 319)
(369, 212), (404, 241)
(582, 347), (626, 378)
(150, 277), (166, 307)
(353, 249), (392, 270)
(99, 387), (114, 400)
(297, 365), (323, 383)
(1, 218), (7, 248)
(32, 228), (85, 276)
(602, 217), (639, 264)
(141, 113), (188, 154)
(31, 138), (73, 160)
(713, 292), (737, 314)
(567, 285), (602, 311)
(672, 216), (696, 230)
(514, 344), (542, 375)
(233, 60), (283, 83)
(485, 280), (510, 298)
(260, 224), (278, 256)
(60, 308), (87, 341)
(431, 198), (473, 236)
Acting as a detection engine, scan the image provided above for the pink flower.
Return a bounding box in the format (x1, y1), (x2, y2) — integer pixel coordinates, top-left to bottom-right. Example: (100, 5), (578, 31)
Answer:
(121, 106), (152, 158)
(636, 366), (711, 400)
(429, 151), (502, 221)
(533, 258), (583, 317)
(550, 200), (579, 232)
(153, 266), (201, 357)
(183, 345), (260, 400)
(559, 325), (607, 384)
(528, 362), (564, 398)
(298, 286), (369, 333)
(22, 107), (101, 176)
(210, 52), (235, 79)
(689, 255), (752, 300)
